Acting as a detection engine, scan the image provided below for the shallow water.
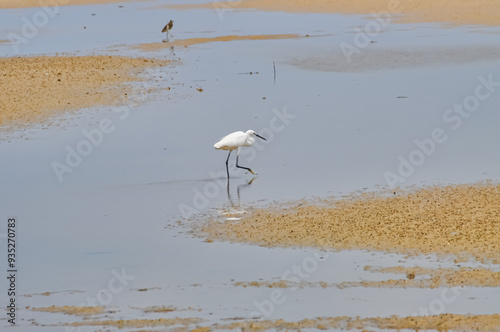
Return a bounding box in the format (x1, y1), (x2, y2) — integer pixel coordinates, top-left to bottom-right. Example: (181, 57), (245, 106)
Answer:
(1, 0), (500, 330)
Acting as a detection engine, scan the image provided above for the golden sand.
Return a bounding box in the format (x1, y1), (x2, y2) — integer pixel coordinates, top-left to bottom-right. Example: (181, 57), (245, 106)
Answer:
(36, 310), (500, 331)
(234, 266), (500, 288)
(0, 0), (144, 9)
(31, 305), (104, 316)
(236, 267), (500, 288)
(362, 265), (500, 288)
(201, 183), (500, 261)
(165, 0), (500, 27)
(5, 0), (500, 27)
(191, 327), (211, 332)
(0, 56), (168, 128)
(202, 314), (500, 331)
(133, 34), (302, 51)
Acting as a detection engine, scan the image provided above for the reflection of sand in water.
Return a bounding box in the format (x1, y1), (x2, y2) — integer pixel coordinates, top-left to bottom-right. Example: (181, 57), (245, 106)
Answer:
(234, 266), (500, 288)
(22, 290), (83, 297)
(200, 183), (500, 262)
(164, 0), (500, 27)
(141, 305), (202, 313)
(132, 34), (302, 51)
(290, 45), (500, 72)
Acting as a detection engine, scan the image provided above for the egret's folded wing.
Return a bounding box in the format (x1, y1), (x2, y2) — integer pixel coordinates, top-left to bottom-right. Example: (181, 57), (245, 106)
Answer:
(214, 131), (245, 149)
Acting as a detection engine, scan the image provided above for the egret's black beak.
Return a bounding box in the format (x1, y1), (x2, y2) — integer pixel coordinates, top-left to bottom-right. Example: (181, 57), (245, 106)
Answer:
(255, 133), (267, 141)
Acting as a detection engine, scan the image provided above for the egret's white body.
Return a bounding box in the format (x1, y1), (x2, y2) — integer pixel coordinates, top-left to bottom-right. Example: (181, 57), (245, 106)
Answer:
(214, 130), (266, 178)
(214, 130), (257, 150)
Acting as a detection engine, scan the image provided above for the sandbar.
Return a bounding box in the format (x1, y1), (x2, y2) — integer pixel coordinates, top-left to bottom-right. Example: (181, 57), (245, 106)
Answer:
(165, 0), (500, 27)
(210, 314), (500, 331)
(0, 55), (168, 128)
(31, 305), (104, 316)
(133, 34), (302, 51)
(234, 266), (500, 288)
(200, 183), (500, 262)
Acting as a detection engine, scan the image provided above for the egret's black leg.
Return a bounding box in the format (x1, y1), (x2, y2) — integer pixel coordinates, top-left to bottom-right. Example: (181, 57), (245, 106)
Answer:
(236, 154), (256, 175)
(225, 150), (232, 178)
(226, 178), (233, 205)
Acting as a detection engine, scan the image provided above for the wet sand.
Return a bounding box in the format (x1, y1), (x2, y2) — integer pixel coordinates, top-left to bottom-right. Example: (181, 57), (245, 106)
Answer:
(3, 1), (500, 331)
(200, 183), (500, 262)
(234, 266), (500, 288)
(31, 305), (104, 316)
(64, 317), (201, 329)
(133, 34), (302, 51)
(4, 0), (500, 27)
(50, 313), (500, 331)
(30, 304), (500, 331)
(143, 305), (177, 313)
(0, 56), (168, 127)
(165, 0), (500, 26)
(210, 314), (500, 331)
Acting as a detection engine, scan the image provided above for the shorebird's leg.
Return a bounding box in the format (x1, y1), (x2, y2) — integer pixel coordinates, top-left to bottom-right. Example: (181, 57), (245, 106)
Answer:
(225, 150), (232, 178)
(235, 148), (256, 175)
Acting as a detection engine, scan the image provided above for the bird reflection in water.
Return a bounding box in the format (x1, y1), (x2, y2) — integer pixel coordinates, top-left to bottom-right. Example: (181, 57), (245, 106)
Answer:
(221, 177), (256, 221)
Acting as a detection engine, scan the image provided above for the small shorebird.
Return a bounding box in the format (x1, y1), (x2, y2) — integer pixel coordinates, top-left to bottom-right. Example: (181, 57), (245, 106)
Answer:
(214, 130), (267, 178)
(162, 20), (174, 41)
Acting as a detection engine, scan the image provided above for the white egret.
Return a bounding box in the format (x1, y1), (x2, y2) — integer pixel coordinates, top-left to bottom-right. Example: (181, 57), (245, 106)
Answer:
(214, 130), (267, 178)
